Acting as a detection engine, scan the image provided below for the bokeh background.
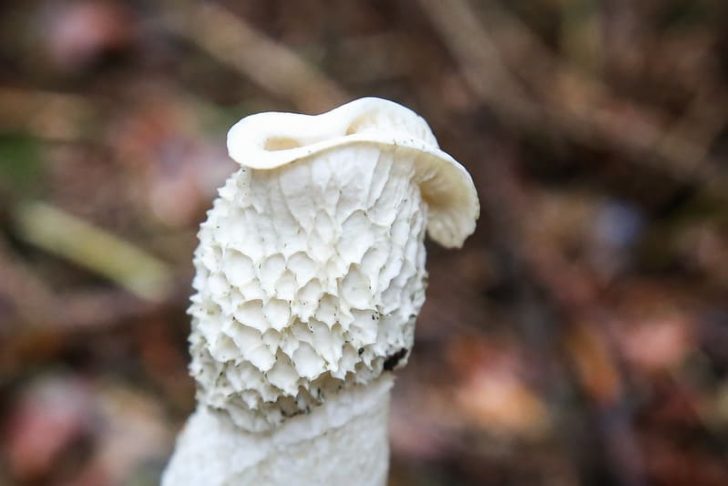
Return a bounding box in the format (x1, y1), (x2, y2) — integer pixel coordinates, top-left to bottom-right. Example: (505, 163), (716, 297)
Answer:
(2, 0), (728, 484)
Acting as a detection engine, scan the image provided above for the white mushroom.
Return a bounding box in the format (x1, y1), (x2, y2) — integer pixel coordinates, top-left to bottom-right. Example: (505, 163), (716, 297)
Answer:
(163, 97), (479, 486)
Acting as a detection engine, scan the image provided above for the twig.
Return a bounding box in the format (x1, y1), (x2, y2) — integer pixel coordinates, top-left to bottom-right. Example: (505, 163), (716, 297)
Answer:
(450, 127), (646, 485)
(417, 0), (727, 193)
(416, 0), (541, 127)
(162, 2), (348, 113)
(14, 201), (173, 301)
(0, 238), (59, 326)
(0, 87), (94, 141)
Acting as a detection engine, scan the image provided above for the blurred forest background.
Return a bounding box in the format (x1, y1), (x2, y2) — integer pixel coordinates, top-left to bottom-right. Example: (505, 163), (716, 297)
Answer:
(1, 0), (728, 485)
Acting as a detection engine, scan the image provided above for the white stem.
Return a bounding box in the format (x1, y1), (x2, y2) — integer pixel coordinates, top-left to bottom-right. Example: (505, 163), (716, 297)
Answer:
(163, 376), (393, 486)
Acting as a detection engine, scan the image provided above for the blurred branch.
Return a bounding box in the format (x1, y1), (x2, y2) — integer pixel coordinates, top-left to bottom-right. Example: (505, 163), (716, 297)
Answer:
(162, 2), (348, 112)
(417, 0), (541, 126)
(14, 201), (173, 301)
(0, 289), (163, 385)
(0, 238), (58, 326)
(417, 0), (728, 197)
(656, 87), (728, 173)
(0, 87), (95, 141)
(467, 137), (646, 486)
(0, 237), (164, 381)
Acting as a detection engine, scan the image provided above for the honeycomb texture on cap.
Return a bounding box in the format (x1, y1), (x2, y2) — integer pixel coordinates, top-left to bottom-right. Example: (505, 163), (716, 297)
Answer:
(189, 144), (427, 431)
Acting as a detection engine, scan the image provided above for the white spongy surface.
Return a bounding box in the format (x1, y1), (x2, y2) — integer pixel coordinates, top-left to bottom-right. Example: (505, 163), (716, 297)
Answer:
(189, 144), (427, 431)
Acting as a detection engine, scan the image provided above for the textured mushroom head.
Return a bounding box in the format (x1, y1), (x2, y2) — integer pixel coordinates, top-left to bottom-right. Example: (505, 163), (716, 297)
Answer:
(189, 98), (479, 431)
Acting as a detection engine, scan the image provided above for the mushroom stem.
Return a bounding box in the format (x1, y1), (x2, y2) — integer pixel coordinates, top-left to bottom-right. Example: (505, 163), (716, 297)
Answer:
(163, 376), (393, 485)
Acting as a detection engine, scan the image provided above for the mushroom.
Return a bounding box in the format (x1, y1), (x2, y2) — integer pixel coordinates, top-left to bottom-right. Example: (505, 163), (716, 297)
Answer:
(162, 97), (479, 485)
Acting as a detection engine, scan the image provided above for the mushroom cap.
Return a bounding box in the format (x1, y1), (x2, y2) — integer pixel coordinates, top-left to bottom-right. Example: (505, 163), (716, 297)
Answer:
(227, 97), (479, 248)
